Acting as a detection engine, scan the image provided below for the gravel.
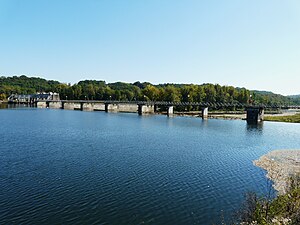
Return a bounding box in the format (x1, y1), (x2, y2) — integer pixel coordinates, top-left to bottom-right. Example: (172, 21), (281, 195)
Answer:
(254, 150), (300, 195)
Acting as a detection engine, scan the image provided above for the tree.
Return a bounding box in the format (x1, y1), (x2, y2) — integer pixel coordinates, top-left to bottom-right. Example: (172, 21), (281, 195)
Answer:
(1, 75), (298, 106)
(143, 85), (160, 101)
(238, 88), (250, 104)
(163, 85), (180, 102)
(0, 93), (6, 100)
(180, 85), (191, 102)
(203, 84), (216, 102)
(194, 86), (206, 103)
(72, 85), (82, 99)
(215, 84), (226, 103)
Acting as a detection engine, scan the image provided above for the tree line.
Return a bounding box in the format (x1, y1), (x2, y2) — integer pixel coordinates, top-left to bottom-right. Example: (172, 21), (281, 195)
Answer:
(0, 75), (298, 106)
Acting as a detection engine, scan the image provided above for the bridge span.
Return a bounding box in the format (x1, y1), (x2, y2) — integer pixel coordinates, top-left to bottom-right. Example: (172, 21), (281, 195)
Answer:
(35, 100), (300, 124)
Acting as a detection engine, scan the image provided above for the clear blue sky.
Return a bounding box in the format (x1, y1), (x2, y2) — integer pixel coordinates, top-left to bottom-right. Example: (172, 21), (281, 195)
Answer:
(1, 0), (300, 95)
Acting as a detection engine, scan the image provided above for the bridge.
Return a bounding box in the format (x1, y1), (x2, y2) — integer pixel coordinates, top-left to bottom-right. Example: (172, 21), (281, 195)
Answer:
(33, 100), (300, 124)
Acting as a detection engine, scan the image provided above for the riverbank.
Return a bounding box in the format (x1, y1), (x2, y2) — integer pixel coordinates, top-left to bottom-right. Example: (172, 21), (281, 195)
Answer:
(161, 111), (246, 120)
(162, 110), (300, 121)
(264, 113), (300, 123)
(254, 150), (300, 195)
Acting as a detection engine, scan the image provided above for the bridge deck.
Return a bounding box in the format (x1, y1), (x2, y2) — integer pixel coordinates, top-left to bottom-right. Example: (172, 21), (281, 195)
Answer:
(37, 100), (300, 109)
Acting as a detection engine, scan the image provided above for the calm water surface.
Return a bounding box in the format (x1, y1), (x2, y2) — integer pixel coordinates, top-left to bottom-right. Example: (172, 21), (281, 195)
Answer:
(0, 107), (299, 224)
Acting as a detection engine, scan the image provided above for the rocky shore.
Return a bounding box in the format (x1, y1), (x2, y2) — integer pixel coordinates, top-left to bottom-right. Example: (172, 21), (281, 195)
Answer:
(254, 150), (300, 194)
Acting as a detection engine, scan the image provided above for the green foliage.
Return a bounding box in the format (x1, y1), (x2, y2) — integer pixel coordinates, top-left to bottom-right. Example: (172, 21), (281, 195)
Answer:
(0, 93), (6, 100)
(0, 75), (59, 95)
(143, 85), (160, 101)
(237, 174), (300, 225)
(1, 75), (299, 106)
(162, 85), (181, 102)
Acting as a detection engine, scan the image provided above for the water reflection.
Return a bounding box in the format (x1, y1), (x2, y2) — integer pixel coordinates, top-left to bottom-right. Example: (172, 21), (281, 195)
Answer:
(0, 103), (7, 109)
(0, 103), (32, 109)
(246, 122), (264, 133)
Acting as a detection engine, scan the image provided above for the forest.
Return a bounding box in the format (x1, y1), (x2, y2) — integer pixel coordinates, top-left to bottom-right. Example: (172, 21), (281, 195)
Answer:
(0, 75), (299, 106)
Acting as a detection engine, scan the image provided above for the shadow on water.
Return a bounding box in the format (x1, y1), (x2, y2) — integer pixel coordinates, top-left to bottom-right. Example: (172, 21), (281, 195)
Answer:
(246, 122), (264, 133)
(164, 115), (210, 129)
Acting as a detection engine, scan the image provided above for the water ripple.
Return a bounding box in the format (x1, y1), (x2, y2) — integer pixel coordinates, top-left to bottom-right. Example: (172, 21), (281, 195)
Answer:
(1, 109), (300, 224)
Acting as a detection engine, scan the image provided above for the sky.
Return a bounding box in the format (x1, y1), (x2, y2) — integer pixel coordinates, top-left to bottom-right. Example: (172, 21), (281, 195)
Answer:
(1, 0), (300, 95)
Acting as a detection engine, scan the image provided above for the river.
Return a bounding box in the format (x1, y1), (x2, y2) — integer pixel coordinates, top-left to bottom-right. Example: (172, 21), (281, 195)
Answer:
(0, 107), (299, 224)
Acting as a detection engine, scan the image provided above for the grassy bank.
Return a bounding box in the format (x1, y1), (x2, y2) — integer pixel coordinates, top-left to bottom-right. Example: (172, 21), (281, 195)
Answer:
(235, 150), (300, 224)
(237, 174), (300, 225)
(264, 114), (300, 123)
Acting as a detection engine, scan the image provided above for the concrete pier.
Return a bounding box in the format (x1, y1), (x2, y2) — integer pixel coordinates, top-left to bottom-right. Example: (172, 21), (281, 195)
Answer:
(246, 106), (264, 123)
(138, 104), (155, 115)
(93, 103), (105, 111)
(201, 107), (208, 119)
(63, 102), (82, 110)
(49, 101), (62, 109)
(37, 101), (47, 108)
(73, 103), (82, 110)
(118, 104), (138, 113)
(167, 106), (174, 117)
(105, 103), (118, 112)
(64, 103), (75, 110)
(82, 103), (94, 111)
(105, 103), (138, 113)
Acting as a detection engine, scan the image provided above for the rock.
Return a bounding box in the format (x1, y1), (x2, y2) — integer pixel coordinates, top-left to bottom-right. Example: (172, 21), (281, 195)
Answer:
(254, 150), (300, 195)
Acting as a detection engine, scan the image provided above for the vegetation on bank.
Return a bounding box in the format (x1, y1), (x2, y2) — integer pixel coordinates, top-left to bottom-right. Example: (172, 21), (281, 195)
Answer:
(236, 174), (300, 225)
(0, 75), (299, 106)
(0, 75), (249, 104)
(264, 114), (300, 123)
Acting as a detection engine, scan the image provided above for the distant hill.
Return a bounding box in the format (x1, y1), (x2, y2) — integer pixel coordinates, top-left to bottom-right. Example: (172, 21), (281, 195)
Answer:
(0, 75), (60, 93)
(288, 95), (300, 99)
(250, 90), (297, 105)
(287, 95), (300, 104)
(251, 90), (275, 95)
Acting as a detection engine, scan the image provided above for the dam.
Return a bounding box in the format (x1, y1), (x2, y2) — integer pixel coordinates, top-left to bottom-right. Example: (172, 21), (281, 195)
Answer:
(33, 99), (280, 123)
